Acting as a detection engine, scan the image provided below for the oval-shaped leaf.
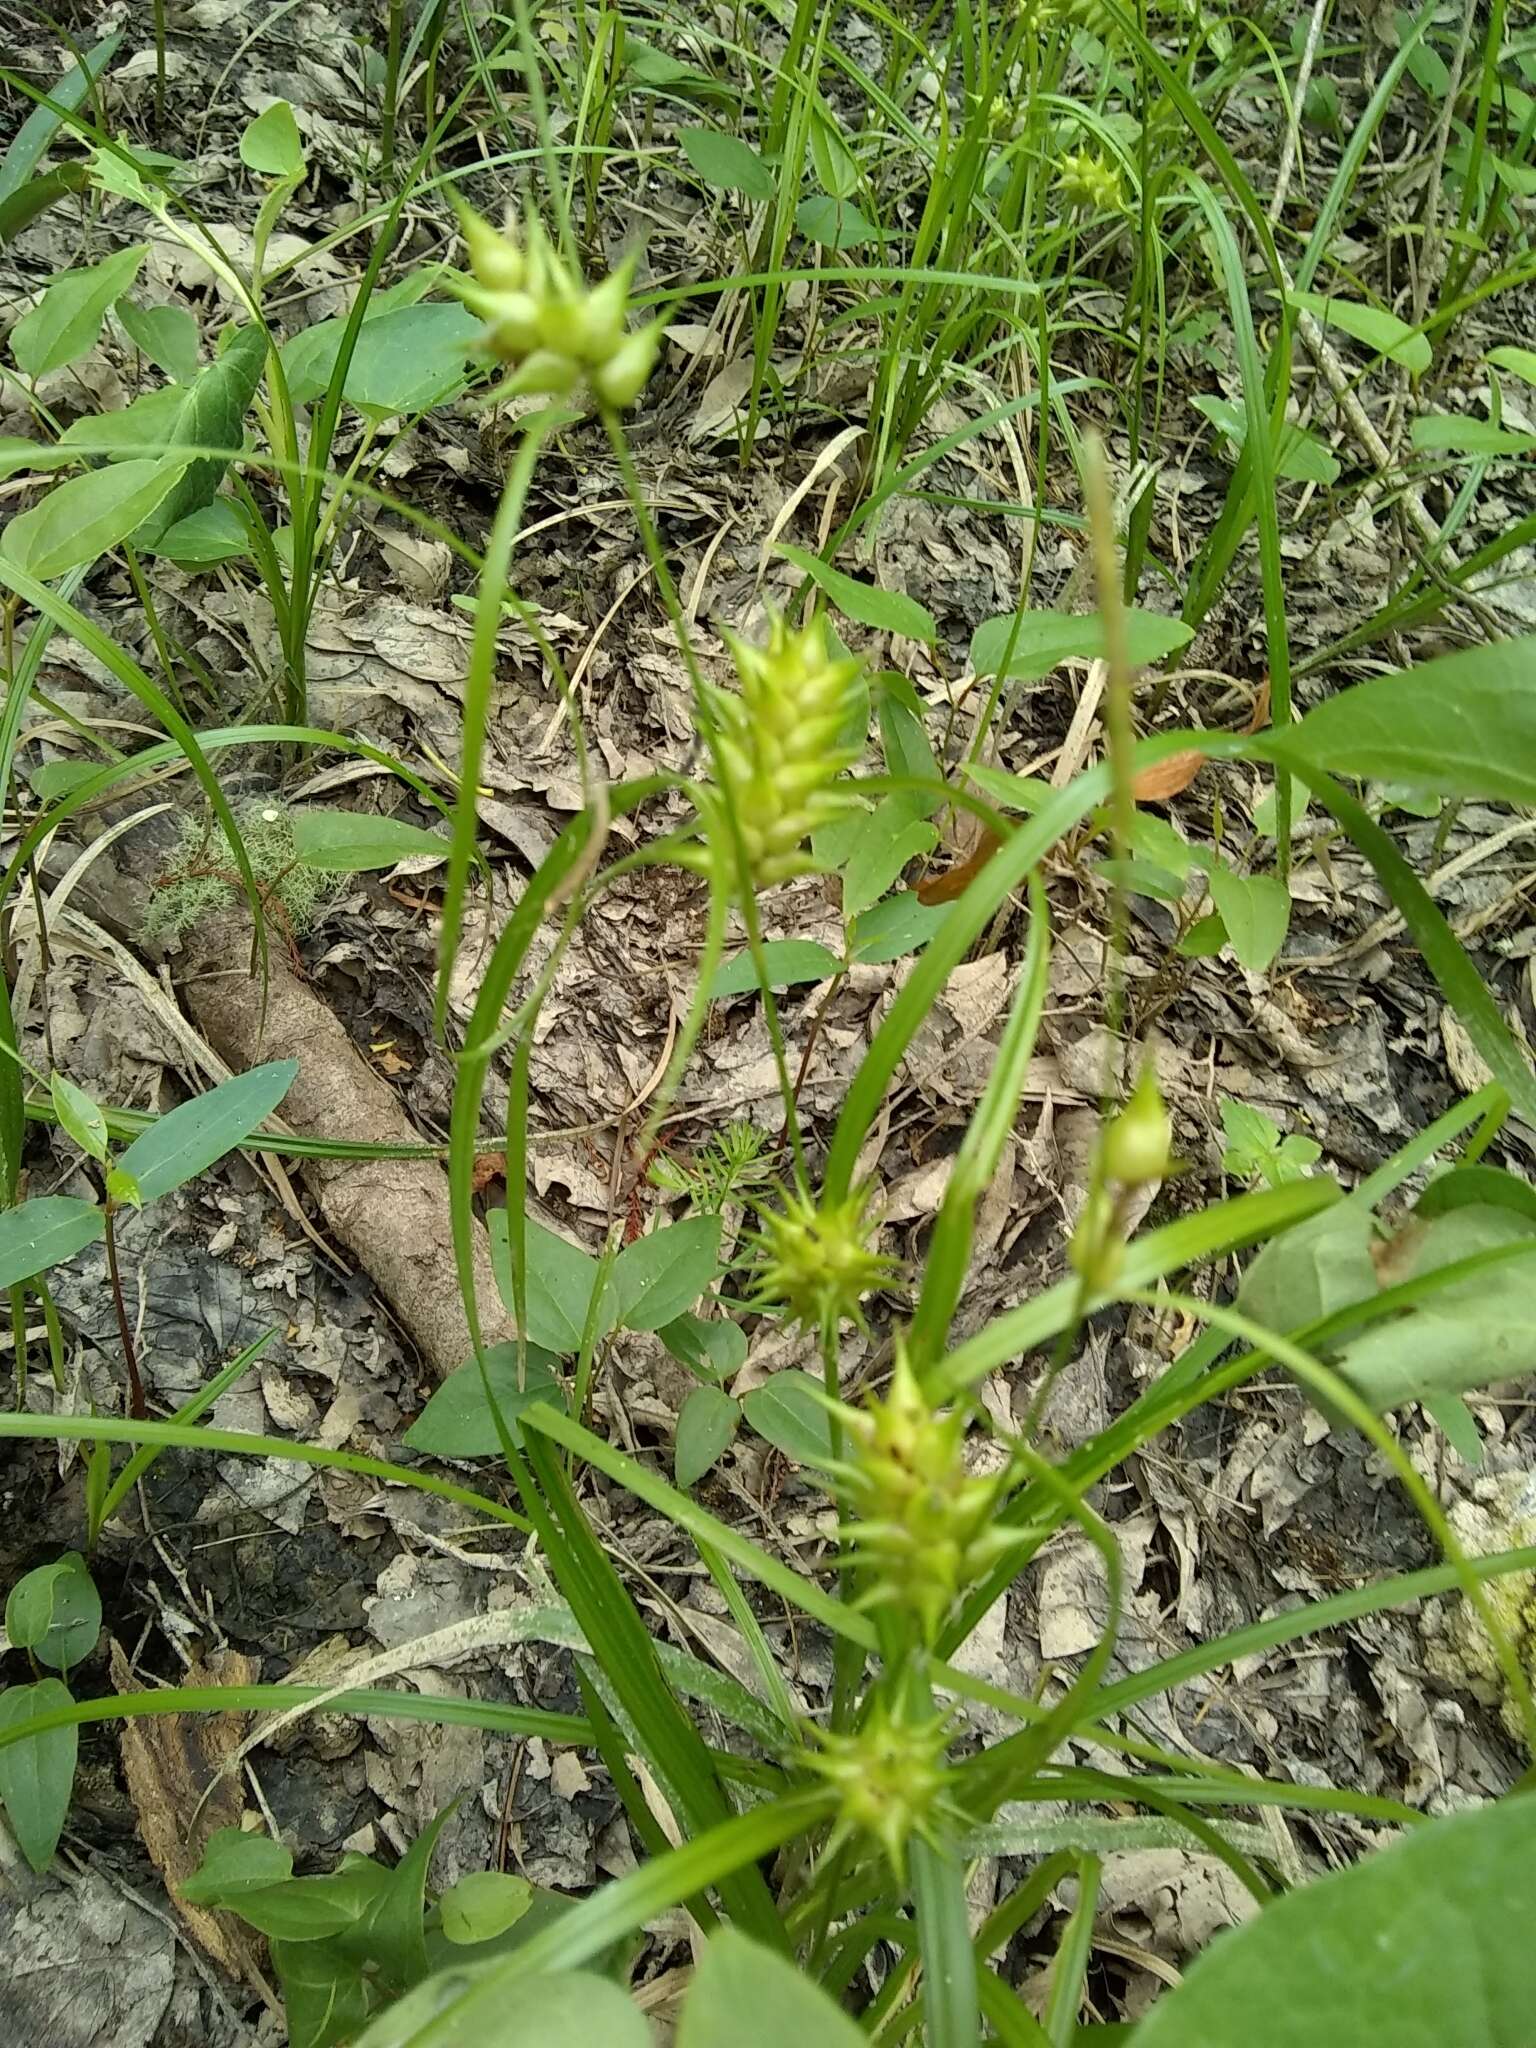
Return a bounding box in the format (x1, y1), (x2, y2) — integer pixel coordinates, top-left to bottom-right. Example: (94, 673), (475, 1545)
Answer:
(11, 244), (147, 377)
(742, 1371), (836, 1468)
(50, 1074), (108, 1162)
(240, 100), (304, 178)
(1, 457), (188, 578)
(680, 126), (775, 201)
(675, 1385), (740, 1488)
(659, 1311), (749, 1380)
(182, 1825), (295, 1899)
(440, 1869), (534, 1944)
(776, 542), (937, 643)
(611, 1216), (722, 1331)
(488, 1212), (603, 1354)
(403, 1344), (564, 1458)
(5, 1553), (101, 1671)
(842, 794), (938, 920)
(149, 497), (251, 566)
(0, 1195), (104, 1287)
(1288, 287), (1431, 374)
(795, 195), (878, 250)
(1132, 1796), (1536, 2048)
(709, 940), (842, 998)
(279, 301), (481, 414)
(680, 1929), (865, 2048)
(970, 608), (1193, 681)
(352, 1967), (651, 2048)
(1207, 861), (1290, 973)
(115, 1060), (298, 1204)
(0, 1679), (78, 1873)
(114, 297), (201, 383)
(290, 808), (448, 872)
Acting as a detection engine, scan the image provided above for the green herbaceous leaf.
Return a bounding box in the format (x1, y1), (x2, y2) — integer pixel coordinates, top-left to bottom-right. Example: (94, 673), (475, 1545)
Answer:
(0, 164), (91, 249)
(1410, 416), (1536, 458)
(5, 1553), (101, 1671)
(680, 1930), (866, 2048)
(270, 1936), (371, 2048)
(105, 1166), (141, 1209)
(0, 437), (75, 481)
(810, 97), (859, 200)
(202, 1872), (373, 1942)
(0, 30), (121, 207)
(363, 1804), (456, 1992)
(352, 1967), (650, 2048)
(149, 498), (251, 566)
(0, 1196), (104, 1286)
(50, 1074), (108, 1162)
(1093, 856), (1187, 902)
(1130, 1796), (1536, 2048)
(440, 1870), (534, 1945)
(289, 809), (447, 871)
(182, 1825), (295, 1899)
(1206, 862), (1290, 972)
(1265, 637), (1536, 806)
(11, 245), (148, 377)
(1287, 288), (1431, 374)
(610, 1216), (722, 1331)
(795, 195), (878, 249)
(675, 1385), (740, 1487)
(403, 1344), (564, 1458)
(0, 1679), (77, 1873)
(1, 458), (190, 578)
(842, 793), (938, 920)
(850, 890), (950, 964)
(1219, 1099), (1319, 1186)
(1488, 345), (1536, 387)
(240, 100), (305, 178)
(131, 322), (267, 548)
(489, 1211), (605, 1353)
(679, 126), (775, 201)
(1176, 911), (1227, 957)
(658, 1311), (748, 1380)
(775, 541), (937, 643)
(279, 301), (481, 414)
(1237, 1202), (1376, 1333)
(963, 762), (1052, 813)
(742, 1371), (836, 1467)
(709, 940), (842, 997)
(59, 383), (188, 456)
(877, 673), (941, 787)
(1423, 1389), (1482, 1466)
(114, 297), (201, 382)
(970, 608), (1192, 681)
(116, 1060), (297, 1204)
(1190, 393), (1341, 485)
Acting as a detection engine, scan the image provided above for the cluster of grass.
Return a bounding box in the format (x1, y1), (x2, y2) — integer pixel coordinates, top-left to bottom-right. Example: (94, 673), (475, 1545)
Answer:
(1, 4), (1536, 2045)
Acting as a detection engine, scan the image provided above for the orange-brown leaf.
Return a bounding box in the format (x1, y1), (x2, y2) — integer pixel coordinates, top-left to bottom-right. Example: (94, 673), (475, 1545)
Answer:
(1130, 750), (1208, 803)
(916, 830), (1003, 904)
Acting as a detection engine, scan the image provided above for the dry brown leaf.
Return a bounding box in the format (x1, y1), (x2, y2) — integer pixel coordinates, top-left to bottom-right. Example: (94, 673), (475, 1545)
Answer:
(1130, 749), (1209, 802)
(111, 1640), (267, 1984)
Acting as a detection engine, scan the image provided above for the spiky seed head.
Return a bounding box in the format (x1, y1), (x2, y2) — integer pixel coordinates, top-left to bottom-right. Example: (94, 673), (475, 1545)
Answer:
(751, 1184), (895, 1334)
(797, 1700), (954, 1876)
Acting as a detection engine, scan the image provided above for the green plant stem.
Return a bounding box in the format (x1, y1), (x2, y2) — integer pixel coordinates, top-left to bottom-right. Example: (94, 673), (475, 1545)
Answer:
(101, 1204), (146, 1420)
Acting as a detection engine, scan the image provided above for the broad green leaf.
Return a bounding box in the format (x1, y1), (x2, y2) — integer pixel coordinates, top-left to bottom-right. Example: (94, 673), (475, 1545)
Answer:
(1, 457), (188, 578)
(351, 1967), (650, 2048)
(742, 1371), (836, 1467)
(963, 762), (1051, 813)
(403, 1344), (564, 1458)
(270, 1937), (371, 2048)
(1264, 638), (1536, 806)
(50, 1074), (108, 1162)
(440, 1871), (534, 1945)
(810, 98), (859, 199)
(709, 941), (842, 997)
(289, 808), (447, 871)
(1190, 394), (1341, 485)
(841, 794), (938, 920)
(1488, 344), (1536, 387)
(1207, 862), (1290, 972)
(1131, 1796), (1536, 2048)
(679, 126), (775, 201)
(1287, 288), (1431, 374)
(0, 163), (90, 248)
(0, 1195), (104, 1286)
(1176, 910), (1227, 957)
(489, 1211), (604, 1353)
(361, 1804), (455, 1992)
(1093, 856), (1186, 902)
(0, 1680), (77, 1873)
(0, 30), (121, 207)
(59, 383), (187, 456)
(131, 322), (267, 547)
(1410, 415), (1536, 458)
(5, 1553), (101, 1671)
(849, 890), (950, 965)
(610, 1216), (722, 1332)
(114, 298), (201, 382)
(196, 1872), (370, 1942)
(675, 1385), (740, 1487)
(11, 245), (148, 377)
(105, 1166), (141, 1209)
(182, 1827), (296, 1900)
(116, 1060), (298, 1204)
(241, 100), (305, 178)
(776, 541), (936, 643)
(970, 608), (1193, 681)
(1237, 1202), (1376, 1334)
(795, 196), (878, 249)
(150, 498), (252, 566)
(877, 673), (940, 787)
(1332, 1206), (1536, 1412)
(0, 436), (75, 480)
(279, 301), (481, 414)
(658, 1312), (748, 1380)
(680, 1929), (865, 2048)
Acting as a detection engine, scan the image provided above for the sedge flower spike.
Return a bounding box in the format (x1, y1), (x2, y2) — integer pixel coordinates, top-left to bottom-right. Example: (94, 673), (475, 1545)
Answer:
(450, 205), (662, 409)
(1056, 149), (1128, 216)
(797, 1700), (955, 1877)
(714, 609), (864, 888)
(751, 1184), (895, 1335)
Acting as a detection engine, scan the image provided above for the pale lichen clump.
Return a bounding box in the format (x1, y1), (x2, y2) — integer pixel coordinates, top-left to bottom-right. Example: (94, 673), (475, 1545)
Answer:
(1422, 1470), (1536, 1738)
(144, 803), (329, 943)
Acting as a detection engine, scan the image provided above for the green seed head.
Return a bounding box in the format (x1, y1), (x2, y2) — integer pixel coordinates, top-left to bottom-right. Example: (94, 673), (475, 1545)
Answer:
(840, 1347), (1013, 1643)
(751, 1184), (895, 1334)
(715, 609), (864, 886)
(798, 1700), (953, 1876)
(1056, 148), (1128, 214)
(1101, 1062), (1172, 1187)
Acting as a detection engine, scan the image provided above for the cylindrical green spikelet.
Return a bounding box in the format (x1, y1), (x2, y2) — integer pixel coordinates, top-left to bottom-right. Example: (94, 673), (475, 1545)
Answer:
(714, 610), (864, 887)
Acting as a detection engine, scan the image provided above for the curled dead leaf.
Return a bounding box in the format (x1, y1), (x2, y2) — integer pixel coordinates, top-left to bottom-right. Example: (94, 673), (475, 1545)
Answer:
(1130, 749), (1209, 803)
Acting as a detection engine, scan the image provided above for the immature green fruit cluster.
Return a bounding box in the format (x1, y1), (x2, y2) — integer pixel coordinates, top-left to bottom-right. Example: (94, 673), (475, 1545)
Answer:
(799, 1699), (954, 1876)
(452, 205), (662, 408)
(1069, 1062), (1173, 1290)
(714, 610), (864, 887)
(839, 1348), (1015, 1643)
(751, 1184), (895, 1334)
(1056, 148), (1128, 215)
